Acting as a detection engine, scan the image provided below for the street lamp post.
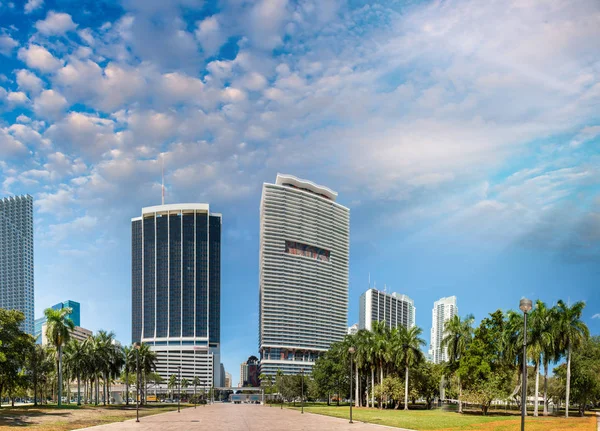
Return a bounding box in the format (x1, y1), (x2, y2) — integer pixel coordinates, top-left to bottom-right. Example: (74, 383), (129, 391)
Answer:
(349, 346), (355, 424)
(134, 342), (141, 423)
(301, 368), (304, 414)
(194, 377), (197, 409)
(520, 298), (533, 431)
(177, 366), (181, 413)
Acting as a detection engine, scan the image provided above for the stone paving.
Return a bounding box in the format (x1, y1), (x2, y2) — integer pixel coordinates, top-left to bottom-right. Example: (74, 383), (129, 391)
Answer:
(76, 403), (415, 431)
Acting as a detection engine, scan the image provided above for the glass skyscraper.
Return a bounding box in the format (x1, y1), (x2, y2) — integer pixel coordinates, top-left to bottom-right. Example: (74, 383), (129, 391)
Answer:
(259, 174), (350, 376)
(429, 296), (458, 364)
(0, 195), (34, 335)
(131, 203), (221, 385)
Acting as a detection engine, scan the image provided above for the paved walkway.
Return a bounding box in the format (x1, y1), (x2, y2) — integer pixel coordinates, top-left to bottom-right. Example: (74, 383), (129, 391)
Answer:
(76, 403), (414, 431)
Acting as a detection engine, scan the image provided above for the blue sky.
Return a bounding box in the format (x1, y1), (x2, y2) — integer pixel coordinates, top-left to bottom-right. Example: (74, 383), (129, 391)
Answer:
(1, 0), (599, 386)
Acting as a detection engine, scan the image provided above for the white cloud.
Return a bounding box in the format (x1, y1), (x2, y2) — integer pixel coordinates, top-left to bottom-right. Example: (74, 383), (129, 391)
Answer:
(6, 91), (28, 105)
(0, 34), (18, 56)
(0, 128), (28, 158)
(593, 313), (600, 319)
(570, 126), (600, 147)
(35, 188), (74, 216)
(24, 0), (43, 14)
(77, 28), (94, 45)
(16, 114), (31, 123)
(195, 15), (226, 56)
(16, 69), (45, 94)
(33, 89), (68, 119)
(8, 123), (50, 148)
(47, 214), (97, 243)
(35, 11), (77, 36)
(18, 44), (62, 72)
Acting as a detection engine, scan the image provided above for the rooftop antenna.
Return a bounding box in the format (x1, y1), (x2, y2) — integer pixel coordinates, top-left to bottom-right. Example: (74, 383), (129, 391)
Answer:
(161, 155), (165, 205)
(368, 273), (371, 288)
(384, 283), (387, 294)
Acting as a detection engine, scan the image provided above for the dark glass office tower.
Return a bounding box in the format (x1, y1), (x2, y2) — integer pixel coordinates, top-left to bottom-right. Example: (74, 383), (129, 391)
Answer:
(0, 195), (34, 335)
(132, 204), (221, 385)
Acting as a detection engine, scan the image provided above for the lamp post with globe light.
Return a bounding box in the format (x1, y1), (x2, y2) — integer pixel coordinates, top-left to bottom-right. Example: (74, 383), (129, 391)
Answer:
(348, 346), (356, 424)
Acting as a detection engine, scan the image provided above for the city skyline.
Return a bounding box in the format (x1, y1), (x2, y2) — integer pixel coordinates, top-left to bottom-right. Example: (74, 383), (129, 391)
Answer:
(0, 0), (599, 389)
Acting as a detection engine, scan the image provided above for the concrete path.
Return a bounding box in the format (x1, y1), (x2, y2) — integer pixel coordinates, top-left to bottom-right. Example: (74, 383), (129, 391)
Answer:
(76, 403), (415, 431)
(597, 411), (599, 431)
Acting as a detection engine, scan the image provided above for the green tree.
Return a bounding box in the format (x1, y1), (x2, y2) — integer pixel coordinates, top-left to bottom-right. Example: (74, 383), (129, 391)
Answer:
(394, 325), (425, 410)
(44, 307), (74, 406)
(26, 344), (53, 406)
(555, 300), (589, 417)
(441, 314), (474, 413)
(413, 361), (442, 409)
(63, 339), (86, 405)
(168, 374), (177, 400)
(528, 300), (555, 416)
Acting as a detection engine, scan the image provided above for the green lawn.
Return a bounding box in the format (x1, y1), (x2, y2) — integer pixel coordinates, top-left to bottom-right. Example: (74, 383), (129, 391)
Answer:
(287, 405), (597, 431)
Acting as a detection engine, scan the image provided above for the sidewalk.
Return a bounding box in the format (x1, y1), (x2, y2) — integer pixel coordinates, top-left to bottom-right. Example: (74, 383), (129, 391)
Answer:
(76, 403), (415, 431)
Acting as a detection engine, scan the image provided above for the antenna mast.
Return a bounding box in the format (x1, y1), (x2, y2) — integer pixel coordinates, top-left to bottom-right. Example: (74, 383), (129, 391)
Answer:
(161, 156), (165, 205)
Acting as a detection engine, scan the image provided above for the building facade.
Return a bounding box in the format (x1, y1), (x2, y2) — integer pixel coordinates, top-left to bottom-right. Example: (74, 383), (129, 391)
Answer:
(224, 372), (232, 388)
(41, 323), (92, 345)
(0, 195), (34, 335)
(428, 296), (458, 364)
(359, 288), (416, 331)
(35, 300), (81, 344)
(131, 203), (221, 386)
(347, 323), (359, 335)
(258, 174), (350, 376)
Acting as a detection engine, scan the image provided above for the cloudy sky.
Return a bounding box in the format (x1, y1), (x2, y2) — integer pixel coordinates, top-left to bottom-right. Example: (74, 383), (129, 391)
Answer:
(1, 0), (599, 385)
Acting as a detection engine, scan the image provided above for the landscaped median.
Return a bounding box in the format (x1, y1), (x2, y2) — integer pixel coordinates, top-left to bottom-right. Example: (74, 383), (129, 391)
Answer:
(0, 403), (192, 431)
(287, 405), (597, 431)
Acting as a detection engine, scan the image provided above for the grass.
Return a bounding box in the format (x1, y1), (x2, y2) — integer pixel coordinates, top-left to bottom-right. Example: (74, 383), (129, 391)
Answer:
(288, 404), (597, 431)
(0, 403), (190, 430)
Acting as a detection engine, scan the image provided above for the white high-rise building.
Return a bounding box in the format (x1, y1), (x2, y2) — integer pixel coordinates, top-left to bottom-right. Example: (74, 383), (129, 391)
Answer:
(347, 323), (359, 335)
(359, 288), (416, 331)
(429, 296), (458, 364)
(258, 174), (350, 376)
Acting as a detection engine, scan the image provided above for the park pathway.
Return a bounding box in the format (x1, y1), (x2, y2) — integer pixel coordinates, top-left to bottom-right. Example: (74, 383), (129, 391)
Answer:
(75, 403), (415, 431)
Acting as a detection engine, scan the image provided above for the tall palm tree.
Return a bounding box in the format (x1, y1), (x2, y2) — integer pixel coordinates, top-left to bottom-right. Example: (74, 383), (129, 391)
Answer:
(138, 344), (158, 404)
(555, 300), (589, 418)
(528, 300), (554, 417)
(372, 321), (391, 409)
(168, 374), (177, 400)
(64, 339), (86, 405)
(123, 346), (134, 406)
(181, 378), (189, 399)
(441, 314), (474, 414)
(192, 376), (201, 403)
(27, 344), (53, 406)
(395, 325), (425, 410)
(44, 307), (74, 406)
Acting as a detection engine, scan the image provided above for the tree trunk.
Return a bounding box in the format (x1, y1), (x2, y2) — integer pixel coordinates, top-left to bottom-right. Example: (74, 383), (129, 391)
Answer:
(403, 365), (409, 411)
(57, 345), (63, 407)
(371, 368), (375, 408)
(34, 377), (38, 406)
(543, 360), (549, 416)
(534, 361), (540, 417)
(565, 343), (571, 418)
(77, 374), (81, 406)
(125, 370), (130, 406)
(355, 366), (359, 407)
(103, 373), (107, 405)
(379, 363), (383, 410)
(458, 375), (463, 414)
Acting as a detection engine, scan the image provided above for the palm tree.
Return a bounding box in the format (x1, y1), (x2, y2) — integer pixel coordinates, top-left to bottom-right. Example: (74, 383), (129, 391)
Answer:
(555, 300), (589, 418)
(372, 321), (391, 409)
(64, 339), (86, 405)
(138, 344), (158, 404)
(44, 307), (74, 406)
(168, 374), (177, 400)
(528, 301), (554, 417)
(27, 344), (53, 406)
(123, 346), (135, 406)
(395, 325), (425, 410)
(192, 376), (201, 403)
(181, 378), (189, 400)
(442, 314), (474, 414)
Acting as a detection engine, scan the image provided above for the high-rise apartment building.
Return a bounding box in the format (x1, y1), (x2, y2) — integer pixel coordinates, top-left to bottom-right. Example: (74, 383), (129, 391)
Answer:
(359, 288), (416, 331)
(258, 174), (350, 376)
(225, 372), (232, 388)
(131, 203), (221, 386)
(35, 300), (81, 344)
(0, 195), (34, 335)
(347, 323), (359, 335)
(429, 296), (458, 364)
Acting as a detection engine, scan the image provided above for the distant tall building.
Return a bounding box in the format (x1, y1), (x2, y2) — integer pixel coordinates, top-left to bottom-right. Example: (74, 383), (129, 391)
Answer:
(429, 296), (458, 364)
(131, 203), (221, 386)
(41, 323), (92, 346)
(359, 288), (416, 331)
(347, 323), (359, 335)
(258, 174), (350, 376)
(225, 372), (232, 388)
(219, 363), (225, 387)
(35, 300), (81, 344)
(0, 195), (34, 335)
(240, 362), (248, 387)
